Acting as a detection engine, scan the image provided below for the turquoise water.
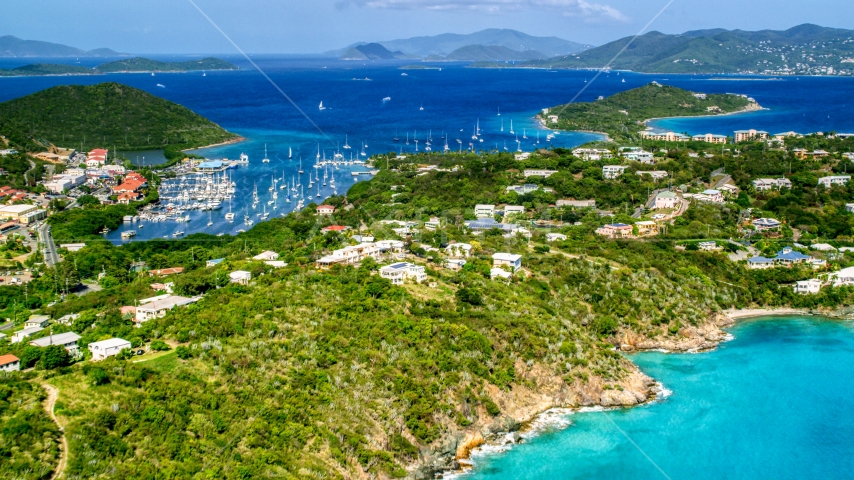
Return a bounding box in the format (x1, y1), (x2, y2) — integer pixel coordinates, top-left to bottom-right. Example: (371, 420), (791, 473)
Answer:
(464, 317), (854, 480)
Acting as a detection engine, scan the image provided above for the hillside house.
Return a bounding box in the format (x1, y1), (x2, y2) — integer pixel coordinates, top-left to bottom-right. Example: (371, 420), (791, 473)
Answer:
(135, 295), (200, 324)
(229, 270), (252, 285)
(89, 338), (131, 361)
(596, 223), (633, 238)
(654, 191), (679, 209)
(492, 253), (522, 271)
(25, 315), (50, 328)
(794, 279), (823, 294)
(11, 326), (44, 343)
(0, 354), (20, 372)
(252, 251), (279, 261)
(474, 204), (496, 218)
(603, 165), (629, 179)
(29, 332), (82, 354)
(379, 262), (427, 285)
(818, 175), (851, 188)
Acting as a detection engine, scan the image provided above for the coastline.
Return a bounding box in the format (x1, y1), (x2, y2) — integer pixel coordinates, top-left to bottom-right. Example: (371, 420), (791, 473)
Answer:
(438, 307), (829, 478)
(642, 101), (766, 129)
(183, 136), (247, 152)
(0, 69), (238, 79)
(534, 116), (611, 142)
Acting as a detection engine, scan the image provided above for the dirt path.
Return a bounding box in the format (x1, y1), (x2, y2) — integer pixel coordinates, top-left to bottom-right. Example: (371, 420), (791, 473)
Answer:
(41, 383), (68, 480)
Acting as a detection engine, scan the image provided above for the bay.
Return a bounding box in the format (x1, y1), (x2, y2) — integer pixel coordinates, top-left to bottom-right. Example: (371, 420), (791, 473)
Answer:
(461, 316), (854, 480)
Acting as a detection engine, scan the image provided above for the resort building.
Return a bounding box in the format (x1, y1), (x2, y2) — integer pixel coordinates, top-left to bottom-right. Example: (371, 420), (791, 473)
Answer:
(379, 262), (427, 285)
(0, 354), (20, 372)
(316, 205), (335, 215)
(492, 253), (522, 271)
(818, 175), (851, 188)
(88, 338), (131, 361)
(29, 332), (82, 354)
(603, 165), (629, 179)
(474, 204), (496, 218)
(596, 223), (634, 238)
(691, 133), (728, 144)
(734, 129), (769, 143)
(640, 131), (690, 142)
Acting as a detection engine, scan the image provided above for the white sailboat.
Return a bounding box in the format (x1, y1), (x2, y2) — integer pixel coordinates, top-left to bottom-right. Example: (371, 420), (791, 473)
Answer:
(344, 135), (351, 149)
(510, 120), (514, 135)
(289, 147), (293, 159)
(207, 209), (213, 226)
(262, 144), (270, 163)
(523, 128), (527, 139)
(318, 101), (325, 111)
(298, 157), (304, 175)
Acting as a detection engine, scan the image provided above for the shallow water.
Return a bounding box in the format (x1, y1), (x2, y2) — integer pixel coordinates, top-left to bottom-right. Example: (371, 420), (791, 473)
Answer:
(460, 316), (854, 480)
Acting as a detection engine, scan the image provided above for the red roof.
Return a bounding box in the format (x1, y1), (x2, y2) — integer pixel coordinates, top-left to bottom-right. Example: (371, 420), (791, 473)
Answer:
(89, 149), (108, 155)
(149, 267), (184, 276)
(113, 179), (145, 193)
(317, 205), (335, 210)
(0, 354), (19, 366)
(120, 306), (136, 315)
(321, 225), (348, 232)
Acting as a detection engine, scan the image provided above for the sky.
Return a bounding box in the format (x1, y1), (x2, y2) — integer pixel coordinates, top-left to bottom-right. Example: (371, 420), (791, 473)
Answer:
(2, 0), (853, 54)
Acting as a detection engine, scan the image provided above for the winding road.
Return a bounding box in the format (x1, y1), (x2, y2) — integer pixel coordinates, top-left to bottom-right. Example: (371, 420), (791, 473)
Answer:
(41, 383), (68, 480)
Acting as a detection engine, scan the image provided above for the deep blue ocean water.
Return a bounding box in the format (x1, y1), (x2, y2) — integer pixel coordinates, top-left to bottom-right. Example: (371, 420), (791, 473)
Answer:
(1, 57), (853, 241)
(461, 316), (854, 480)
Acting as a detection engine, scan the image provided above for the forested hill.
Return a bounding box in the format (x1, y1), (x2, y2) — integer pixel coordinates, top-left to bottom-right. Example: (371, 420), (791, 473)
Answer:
(0, 82), (238, 151)
(543, 83), (753, 140)
(0, 57), (238, 77)
(479, 24), (854, 75)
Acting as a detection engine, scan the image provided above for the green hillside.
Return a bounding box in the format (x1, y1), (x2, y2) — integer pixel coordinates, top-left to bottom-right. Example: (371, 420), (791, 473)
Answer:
(481, 24), (854, 74)
(0, 57), (238, 77)
(0, 82), (238, 151)
(543, 83), (752, 140)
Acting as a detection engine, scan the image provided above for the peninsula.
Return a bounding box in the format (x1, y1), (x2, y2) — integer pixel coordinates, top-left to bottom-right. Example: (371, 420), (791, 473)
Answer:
(540, 83), (757, 141)
(0, 57), (238, 77)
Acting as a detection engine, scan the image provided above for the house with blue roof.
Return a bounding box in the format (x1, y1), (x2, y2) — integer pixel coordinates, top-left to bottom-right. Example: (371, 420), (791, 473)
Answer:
(206, 258), (225, 268)
(774, 247), (811, 266)
(465, 219), (517, 232)
(747, 256), (775, 269)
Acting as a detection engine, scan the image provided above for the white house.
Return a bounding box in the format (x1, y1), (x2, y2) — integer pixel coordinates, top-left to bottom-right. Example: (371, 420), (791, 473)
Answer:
(653, 191), (679, 209)
(490, 268), (513, 280)
(794, 279), (822, 294)
(25, 315), (50, 328)
(696, 189), (724, 203)
(376, 240), (405, 254)
(504, 205), (525, 216)
(11, 326), (44, 344)
(88, 338), (131, 361)
(603, 165), (629, 179)
(316, 205), (335, 215)
(546, 233), (567, 242)
(523, 169), (558, 178)
(752, 178), (792, 191)
(316, 242), (382, 268)
(29, 332), (82, 354)
(752, 218), (781, 231)
(445, 243), (472, 257)
(620, 150), (655, 164)
(474, 204), (496, 218)
(492, 253), (522, 271)
(445, 258), (467, 270)
(252, 251), (279, 261)
(379, 262), (427, 285)
(425, 217), (441, 230)
(229, 270), (252, 285)
(572, 148), (612, 161)
(135, 295), (200, 324)
(0, 354), (20, 372)
(829, 267), (854, 286)
(556, 199), (596, 208)
(818, 175), (851, 188)
(56, 313), (80, 326)
(636, 170), (669, 180)
(747, 256), (775, 269)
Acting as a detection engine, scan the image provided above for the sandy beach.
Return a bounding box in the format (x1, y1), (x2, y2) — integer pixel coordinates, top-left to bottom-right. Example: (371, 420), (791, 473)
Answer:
(723, 307), (811, 320)
(183, 135), (246, 152)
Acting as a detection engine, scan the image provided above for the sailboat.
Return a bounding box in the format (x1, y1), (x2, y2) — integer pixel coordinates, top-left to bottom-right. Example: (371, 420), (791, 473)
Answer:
(361, 141), (366, 157)
(207, 209), (213, 227)
(289, 147), (293, 159)
(501, 118), (504, 132)
(406, 132), (410, 145)
(262, 144), (270, 163)
(523, 128), (527, 139)
(319, 101), (325, 111)
(419, 103), (424, 111)
(497, 107), (501, 116)
(298, 157), (304, 174)
(510, 120), (515, 135)
(225, 197), (234, 222)
(343, 135), (351, 149)
(536, 131), (540, 144)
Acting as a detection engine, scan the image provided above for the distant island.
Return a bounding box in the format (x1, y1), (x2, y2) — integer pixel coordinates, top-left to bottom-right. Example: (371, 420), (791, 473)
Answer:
(332, 28), (590, 61)
(0, 57), (238, 77)
(473, 24), (854, 76)
(541, 83), (757, 141)
(0, 82), (240, 152)
(0, 34), (123, 57)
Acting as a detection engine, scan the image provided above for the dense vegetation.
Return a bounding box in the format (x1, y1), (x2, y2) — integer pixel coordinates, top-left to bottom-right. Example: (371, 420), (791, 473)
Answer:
(542, 84), (750, 141)
(0, 57), (238, 77)
(0, 375), (61, 480)
(477, 24), (854, 74)
(0, 82), (239, 152)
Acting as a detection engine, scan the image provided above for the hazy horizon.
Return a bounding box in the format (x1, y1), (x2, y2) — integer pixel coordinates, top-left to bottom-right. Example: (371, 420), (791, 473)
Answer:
(2, 0), (854, 55)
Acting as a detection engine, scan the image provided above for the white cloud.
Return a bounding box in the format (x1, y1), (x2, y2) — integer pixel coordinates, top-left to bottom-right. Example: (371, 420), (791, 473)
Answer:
(338, 0), (629, 22)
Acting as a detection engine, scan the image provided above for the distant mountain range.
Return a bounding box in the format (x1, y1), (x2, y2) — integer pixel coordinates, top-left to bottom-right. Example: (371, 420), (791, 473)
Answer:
(333, 28), (590, 60)
(340, 43), (412, 60)
(0, 35), (124, 57)
(478, 24), (854, 75)
(0, 57), (238, 77)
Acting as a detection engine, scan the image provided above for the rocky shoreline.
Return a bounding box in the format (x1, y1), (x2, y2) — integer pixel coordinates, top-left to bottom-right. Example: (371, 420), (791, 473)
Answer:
(414, 307), (850, 479)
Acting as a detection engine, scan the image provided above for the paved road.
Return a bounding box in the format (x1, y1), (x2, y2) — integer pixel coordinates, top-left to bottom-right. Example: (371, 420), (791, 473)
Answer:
(39, 223), (60, 267)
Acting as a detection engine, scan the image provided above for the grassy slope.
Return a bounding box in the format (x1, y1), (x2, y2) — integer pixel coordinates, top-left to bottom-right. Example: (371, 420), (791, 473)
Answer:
(0, 82), (238, 151)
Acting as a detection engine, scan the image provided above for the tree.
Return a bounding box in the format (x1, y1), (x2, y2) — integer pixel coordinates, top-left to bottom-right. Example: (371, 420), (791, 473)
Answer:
(40, 345), (70, 369)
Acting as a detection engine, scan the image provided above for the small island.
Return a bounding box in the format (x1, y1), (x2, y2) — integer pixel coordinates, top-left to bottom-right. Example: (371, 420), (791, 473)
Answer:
(0, 57), (238, 77)
(540, 83), (760, 141)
